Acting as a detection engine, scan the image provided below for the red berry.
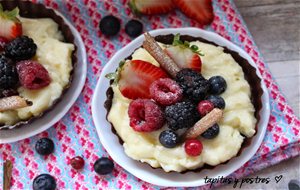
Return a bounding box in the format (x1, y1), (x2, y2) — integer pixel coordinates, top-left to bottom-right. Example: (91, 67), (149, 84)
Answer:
(197, 100), (214, 116)
(16, 60), (51, 90)
(184, 139), (203, 157)
(128, 99), (165, 132)
(70, 156), (85, 170)
(149, 78), (183, 105)
(0, 37), (9, 51)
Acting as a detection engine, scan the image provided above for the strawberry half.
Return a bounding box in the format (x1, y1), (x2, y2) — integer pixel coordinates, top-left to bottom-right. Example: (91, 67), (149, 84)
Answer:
(165, 46), (202, 72)
(118, 60), (169, 100)
(173, 0), (214, 25)
(0, 5), (22, 40)
(129, 0), (175, 15)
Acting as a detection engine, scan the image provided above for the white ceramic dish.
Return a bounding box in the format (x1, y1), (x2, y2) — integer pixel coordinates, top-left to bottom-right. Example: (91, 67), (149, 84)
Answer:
(0, 10), (87, 144)
(92, 28), (270, 187)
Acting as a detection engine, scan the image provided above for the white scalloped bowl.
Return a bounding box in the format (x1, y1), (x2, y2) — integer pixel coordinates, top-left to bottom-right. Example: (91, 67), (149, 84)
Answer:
(92, 28), (270, 187)
(0, 9), (87, 144)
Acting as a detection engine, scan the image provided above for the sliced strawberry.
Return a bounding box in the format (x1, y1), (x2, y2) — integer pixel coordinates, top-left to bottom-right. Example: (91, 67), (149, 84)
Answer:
(173, 0), (214, 25)
(0, 5), (22, 40)
(118, 60), (169, 100)
(129, 0), (175, 15)
(165, 46), (202, 72)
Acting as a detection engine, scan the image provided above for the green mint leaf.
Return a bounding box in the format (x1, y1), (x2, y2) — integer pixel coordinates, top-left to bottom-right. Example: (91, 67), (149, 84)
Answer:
(190, 45), (198, 51)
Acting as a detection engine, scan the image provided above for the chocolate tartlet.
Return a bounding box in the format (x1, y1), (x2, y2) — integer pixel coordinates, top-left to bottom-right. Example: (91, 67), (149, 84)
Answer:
(104, 33), (263, 173)
(0, 1), (77, 129)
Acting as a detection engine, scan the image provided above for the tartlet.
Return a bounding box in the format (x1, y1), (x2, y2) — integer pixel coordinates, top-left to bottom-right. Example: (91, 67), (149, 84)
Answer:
(104, 33), (263, 173)
(0, 1), (77, 129)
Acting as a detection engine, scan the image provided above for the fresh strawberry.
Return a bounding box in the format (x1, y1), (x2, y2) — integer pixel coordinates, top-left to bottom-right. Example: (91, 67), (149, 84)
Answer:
(173, 0), (214, 25)
(0, 5), (22, 40)
(165, 46), (202, 72)
(118, 60), (169, 100)
(129, 0), (175, 15)
(0, 36), (9, 51)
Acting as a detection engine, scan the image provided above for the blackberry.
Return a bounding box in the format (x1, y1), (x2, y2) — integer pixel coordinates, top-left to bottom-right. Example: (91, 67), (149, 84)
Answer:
(0, 54), (18, 90)
(165, 101), (200, 131)
(99, 15), (121, 36)
(5, 36), (37, 61)
(176, 68), (209, 102)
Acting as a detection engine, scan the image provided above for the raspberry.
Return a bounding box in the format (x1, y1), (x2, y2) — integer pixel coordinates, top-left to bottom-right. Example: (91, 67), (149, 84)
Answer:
(149, 78), (183, 106)
(197, 100), (214, 116)
(0, 37), (9, 52)
(5, 36), (37, 61)
(16, 60), (51, 90)
(128, 99), (165, 132)
(184, 139), (203, 157)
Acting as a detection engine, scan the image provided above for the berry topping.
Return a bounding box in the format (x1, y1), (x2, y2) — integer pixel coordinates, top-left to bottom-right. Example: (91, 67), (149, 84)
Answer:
(99, 15), (121, 36)
(173, 0), (214, 25)
(128, 99), (165, 132)
(94, 157), (114, 175)
(125, 19), (143, 38)
(175, 68), (209, 102)
(197, 100), (214, 116)
(149, 78), (183, 106)
(33, 174), (56, 190)
(70, 156), (85, 170)
(118, 60), (168, 99)
(16, 60), (51, 90)
(208, 76), (227, 95)
(159, 130), (179, 148)
(5, 36), (37, 61)
(184, 139), (203, 157)
(0, 89), (18, 98)
(129, 0), (175, 15)
(165, 101), (200, 130)
(0, 37), (8, 51)
(0, 6), (22, 40)
(35, 138), (54, 156)
(206, 95), (225, 109)
(0, 54), (18, 90)
(201, 124), (220, 139)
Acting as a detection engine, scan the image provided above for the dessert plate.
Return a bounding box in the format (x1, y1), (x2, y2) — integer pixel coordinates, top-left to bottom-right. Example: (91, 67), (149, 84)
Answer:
(92, 28), (270, 187)
(0, 10), (87, 144)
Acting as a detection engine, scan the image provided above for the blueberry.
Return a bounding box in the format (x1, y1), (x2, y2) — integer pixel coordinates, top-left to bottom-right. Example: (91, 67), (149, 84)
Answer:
(99, 15), (120, 36)
(208, 76), (227, 95)
(125, 19), (143, 38)
(33, 174), (56, 190)
(206, 95), (225, 109)
(201, 124), (220, 139)
(159, 130), (179, 148)
(35, 138), (54, 156)
(94, 157), (114, 175)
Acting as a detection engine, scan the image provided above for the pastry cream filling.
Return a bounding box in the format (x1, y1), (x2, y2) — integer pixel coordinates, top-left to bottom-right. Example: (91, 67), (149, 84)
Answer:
(0, 18), (74, 125)
(108, 41), (256, 172)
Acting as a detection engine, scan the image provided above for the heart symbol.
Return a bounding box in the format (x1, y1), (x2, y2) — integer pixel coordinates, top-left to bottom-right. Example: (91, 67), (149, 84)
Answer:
(275, 175), (283, 183)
